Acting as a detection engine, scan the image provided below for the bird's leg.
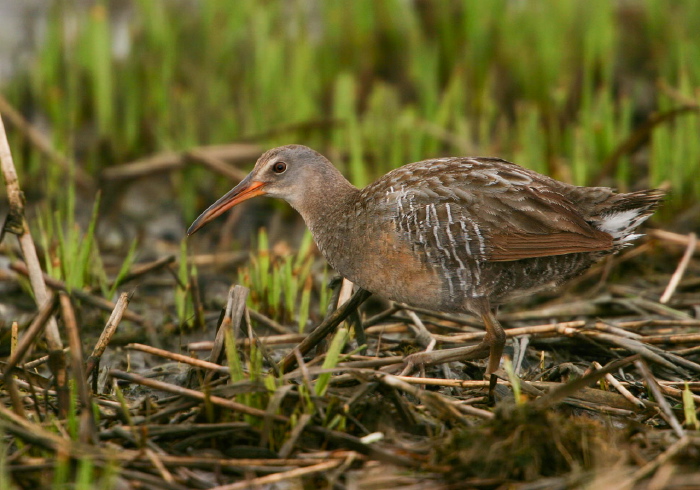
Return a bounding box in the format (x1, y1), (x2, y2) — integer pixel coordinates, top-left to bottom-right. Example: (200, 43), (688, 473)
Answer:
(349, 308), (366, 348)
(402, 342), (490, 369)
(482, 310), (506, 376)
(278, 288), (372, 373)
(401, 334), (491, 379)
(481, 310), (506, 399)
(401, 309), (506, 382)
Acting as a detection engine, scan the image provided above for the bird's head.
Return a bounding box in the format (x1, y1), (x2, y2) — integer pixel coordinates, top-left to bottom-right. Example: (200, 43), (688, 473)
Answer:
(187, 145), (338, 235)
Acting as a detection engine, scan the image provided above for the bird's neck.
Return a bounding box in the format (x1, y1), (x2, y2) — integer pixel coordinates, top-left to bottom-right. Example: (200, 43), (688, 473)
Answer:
(290, 172), (361, 264)
(293, 173), (359, 227)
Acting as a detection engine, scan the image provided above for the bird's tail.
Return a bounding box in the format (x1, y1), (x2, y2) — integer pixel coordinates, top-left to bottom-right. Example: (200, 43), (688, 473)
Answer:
(592, 189), (665, 246)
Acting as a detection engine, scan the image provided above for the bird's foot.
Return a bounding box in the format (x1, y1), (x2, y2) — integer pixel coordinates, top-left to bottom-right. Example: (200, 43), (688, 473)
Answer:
(401, 342), (490, 375)
(488, 373), (499, 403)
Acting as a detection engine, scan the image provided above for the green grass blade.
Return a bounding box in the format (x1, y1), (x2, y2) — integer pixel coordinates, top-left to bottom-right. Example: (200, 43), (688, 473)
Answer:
(224, 327), (245, 382)
(108, 238), (140, 298)
(683, 382), (699, 430)
(314, 327), (348, 397)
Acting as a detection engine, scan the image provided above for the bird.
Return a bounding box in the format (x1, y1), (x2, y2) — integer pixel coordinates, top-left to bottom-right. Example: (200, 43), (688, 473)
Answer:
(188, 144), (663, 378)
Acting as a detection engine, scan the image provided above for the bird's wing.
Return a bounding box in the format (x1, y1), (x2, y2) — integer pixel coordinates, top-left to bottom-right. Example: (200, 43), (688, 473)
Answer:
(365, 157), (613, 263)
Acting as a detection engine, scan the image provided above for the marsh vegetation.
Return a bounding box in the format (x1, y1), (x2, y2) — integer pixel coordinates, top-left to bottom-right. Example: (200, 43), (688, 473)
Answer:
(0, 1), (699, 488)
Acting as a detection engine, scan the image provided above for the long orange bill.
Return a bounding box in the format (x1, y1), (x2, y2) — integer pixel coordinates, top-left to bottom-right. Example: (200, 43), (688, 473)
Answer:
(187, 175), (266, 235)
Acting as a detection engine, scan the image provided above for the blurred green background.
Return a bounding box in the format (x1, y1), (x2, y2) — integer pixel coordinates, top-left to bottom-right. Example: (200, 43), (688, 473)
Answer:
(1, 3), (699, 487)
(1, 0), (699, 240)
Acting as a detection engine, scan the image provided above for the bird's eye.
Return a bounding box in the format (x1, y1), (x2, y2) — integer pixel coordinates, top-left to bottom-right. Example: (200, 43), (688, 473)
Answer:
(272, 161), (287, 174)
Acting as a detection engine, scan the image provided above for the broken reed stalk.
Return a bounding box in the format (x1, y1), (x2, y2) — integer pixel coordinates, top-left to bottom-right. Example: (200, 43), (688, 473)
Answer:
(210, 285), (249, 365)
(277, 413), (313, 459)
(337, 277), (354, 305)
(248, 308), (289, 334)
(656, 382), (700, 405)
(110, 369), (284, 420)
(144, 449), (175, 485)
(22, 347), (68, 369)
(48, 346), (70, 419)
(404, 308), (436, 348)
(4, 294), (59, 370)
(380, 374), (493, 420)
(11, 377), (123, 410)
(125, 343), (229, 374)
(112, 453), (337, 468)
(10, 321), (18, 355)
(85, 292), (131, 378)
(642, 333), (700, 344)
(532, 354), (641, 409)
(0, 114), (63, 355)
(635, 359), (686, 438)
(59, 292), (97, 443)
(3, 294), (59, 418)
(186, 333), (306, 351)
(215, 459), (343, 490)
(660, 232), (697, 304)
(278, 288), (372, 373)
(591, 361), (645, 409)
(650, 228), (700, 251)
